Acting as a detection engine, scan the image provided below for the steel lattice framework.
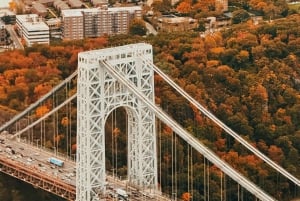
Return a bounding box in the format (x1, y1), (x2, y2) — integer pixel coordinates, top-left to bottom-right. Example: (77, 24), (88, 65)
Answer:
(76, 43), (158, 201)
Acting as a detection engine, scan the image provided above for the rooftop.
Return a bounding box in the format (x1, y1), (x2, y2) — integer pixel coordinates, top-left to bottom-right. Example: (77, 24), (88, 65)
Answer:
(108, 6), (142, 13)
(38, 0), (55, 4)
(62, 8), (97, 17)
(61, 6), (142, 17)
(0, 8), (15, 17)
(32, 2), (47, 12)
(16, 14), (39, 23)
(16, 13), (49, 31)
(23, 21), (49, 31)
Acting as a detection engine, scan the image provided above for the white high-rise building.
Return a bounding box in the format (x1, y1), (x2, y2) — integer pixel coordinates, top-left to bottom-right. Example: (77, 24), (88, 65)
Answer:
(16, 14), (50, 47)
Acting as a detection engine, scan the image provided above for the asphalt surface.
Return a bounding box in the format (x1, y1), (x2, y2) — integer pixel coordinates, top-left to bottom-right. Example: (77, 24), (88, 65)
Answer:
(0, 133), (171, 200)
(5, 24), (24, 50)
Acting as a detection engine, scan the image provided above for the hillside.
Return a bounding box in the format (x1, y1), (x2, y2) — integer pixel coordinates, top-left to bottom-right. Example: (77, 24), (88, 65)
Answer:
(0, 14), (300, 200)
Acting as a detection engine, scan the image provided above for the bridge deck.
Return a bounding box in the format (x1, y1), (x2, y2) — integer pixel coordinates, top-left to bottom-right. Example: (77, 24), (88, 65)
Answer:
(0, 157), (76, 200)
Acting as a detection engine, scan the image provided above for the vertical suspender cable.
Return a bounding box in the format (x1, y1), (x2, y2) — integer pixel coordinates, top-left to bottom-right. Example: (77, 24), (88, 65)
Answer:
(111, 110), (114, 178)
(69, 86), (72, 158)
(204, 157), (206, 201)
(27, 113), (30, 144)
(188, 144), (190, 199)
(238, 184), (240, 201)
(159, 119), (162, 192)
(224, 173), (227, 201)
(115, 109), (118, 177)
(52, 93), (57, 154)
(191, 146), (193, 201)
(172, 131), (174, 200)
(66, 82), (69, 156)
(55, 103), (58, 155)
(241, 186), (244, 201)
(208, 160), (210, 201)
(221, 171), (223, 201)
(175, 134), (177, 200)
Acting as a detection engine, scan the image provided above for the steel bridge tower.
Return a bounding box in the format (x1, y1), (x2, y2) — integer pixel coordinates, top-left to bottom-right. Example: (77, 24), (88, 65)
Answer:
(76, 43), (158, 201)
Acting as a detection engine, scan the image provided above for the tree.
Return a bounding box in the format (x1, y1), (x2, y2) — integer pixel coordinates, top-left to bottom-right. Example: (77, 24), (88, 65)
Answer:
(181, 192), (191, 201)
(232, 9), (250, 24)
(268, 145), (284, 164)
(176, 1), (192, 14)
(36, 105), (49, 118)
(129, 19), (147, 36)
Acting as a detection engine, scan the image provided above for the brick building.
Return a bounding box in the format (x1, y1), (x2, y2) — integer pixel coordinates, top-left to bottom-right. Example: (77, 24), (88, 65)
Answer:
(61, 6), (142, 40)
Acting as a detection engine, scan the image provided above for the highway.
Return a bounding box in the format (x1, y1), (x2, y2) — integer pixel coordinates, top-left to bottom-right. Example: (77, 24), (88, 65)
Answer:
(0, 132), (171, 201)
(0, 132), (76, 186)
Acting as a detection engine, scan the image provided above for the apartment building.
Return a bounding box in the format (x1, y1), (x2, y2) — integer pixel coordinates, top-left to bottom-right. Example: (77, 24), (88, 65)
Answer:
(61, 10), (84, 40)
(45, 18), (62, 38)
(83, 8), (112, 38)
(61, 6), (142, 40)
(0, 20), (8, 46)
(16, 14), (50, 46)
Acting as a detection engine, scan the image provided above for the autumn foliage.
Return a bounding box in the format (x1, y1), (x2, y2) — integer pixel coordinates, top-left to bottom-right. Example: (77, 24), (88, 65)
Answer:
(1, 14), (300, 200)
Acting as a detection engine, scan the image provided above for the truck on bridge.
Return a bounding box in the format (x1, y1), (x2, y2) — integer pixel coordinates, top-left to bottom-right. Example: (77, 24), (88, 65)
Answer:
(48, 157), (64, 167)
(116, 188), (128, 200)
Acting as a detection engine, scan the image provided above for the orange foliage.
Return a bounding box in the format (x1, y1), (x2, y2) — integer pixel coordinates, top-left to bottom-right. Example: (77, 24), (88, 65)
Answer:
(84, 37), (108, 50)
(61, 117), (69, 127)
(36, 105), (49, 117)
(34, 84), (52, 98)
(176, 1), (191, 13)
(28, 52), (47, 67)
(181, 192), (191, 201)
(113, 127), (120, 136)
(268, 145), (284, 164)
(215, 138), (226, 151)
(193, 0), (215, 12)
(163, 125), (173, 135)
(71, 144), (77, 153)
(9, 1), (16, 11)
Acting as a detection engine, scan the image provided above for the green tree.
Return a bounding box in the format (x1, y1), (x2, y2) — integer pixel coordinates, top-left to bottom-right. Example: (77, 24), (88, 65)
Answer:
(129, 19), (147, 36)
(231, 9), (250, 24)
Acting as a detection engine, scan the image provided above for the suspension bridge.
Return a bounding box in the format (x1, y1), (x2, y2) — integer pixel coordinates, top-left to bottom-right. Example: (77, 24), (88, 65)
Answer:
(0, 43), (299, 201)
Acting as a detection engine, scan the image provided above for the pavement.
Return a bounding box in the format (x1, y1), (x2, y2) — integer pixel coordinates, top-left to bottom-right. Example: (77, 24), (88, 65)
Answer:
(0, 132), (171, 200)
(5, 24), (24, 50)
(145, 22), (157, 35)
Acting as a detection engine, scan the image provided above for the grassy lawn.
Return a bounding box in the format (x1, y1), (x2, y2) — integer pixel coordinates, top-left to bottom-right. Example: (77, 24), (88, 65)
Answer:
(288, 2), (300, 13)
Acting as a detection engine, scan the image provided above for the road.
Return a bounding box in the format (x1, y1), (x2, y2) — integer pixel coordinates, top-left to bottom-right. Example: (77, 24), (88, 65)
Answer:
(5, 24), (24, 50)
(145, 22), (157, 35)
(47, 8), (58, 18)
(0, 132), (172, 200)
(0, 133), (76, 186)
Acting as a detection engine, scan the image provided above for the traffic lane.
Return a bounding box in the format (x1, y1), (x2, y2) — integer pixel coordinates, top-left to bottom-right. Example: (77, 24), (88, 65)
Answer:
(5, 24), (24, 49)
(1, 135), (170, 200)
(0, 137), (76, 186)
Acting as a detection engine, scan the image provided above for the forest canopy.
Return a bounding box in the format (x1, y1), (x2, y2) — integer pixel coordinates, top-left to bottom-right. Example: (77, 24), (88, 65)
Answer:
(0, 14), (300, 200)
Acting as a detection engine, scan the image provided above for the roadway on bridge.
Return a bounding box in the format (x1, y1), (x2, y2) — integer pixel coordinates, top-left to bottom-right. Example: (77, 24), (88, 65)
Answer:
(0, 133), (76, 186)
(0, 132), (170, 201)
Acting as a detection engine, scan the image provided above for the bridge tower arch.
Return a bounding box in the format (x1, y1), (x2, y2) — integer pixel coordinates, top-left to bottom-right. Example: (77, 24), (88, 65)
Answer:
(76, 43), (158, 201)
